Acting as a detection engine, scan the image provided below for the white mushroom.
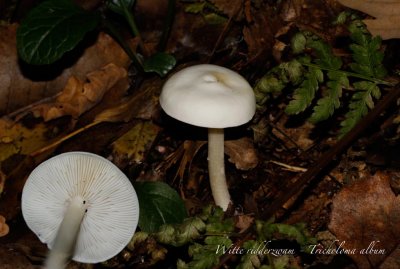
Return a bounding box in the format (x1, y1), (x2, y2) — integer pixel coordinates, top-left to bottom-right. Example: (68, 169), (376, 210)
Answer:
(160, 64), (256, 211)
(21, 152), (139, 268)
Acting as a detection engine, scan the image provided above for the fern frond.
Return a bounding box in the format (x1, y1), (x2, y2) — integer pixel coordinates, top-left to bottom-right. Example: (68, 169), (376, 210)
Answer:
(349, 22), (387, 79)
(285, 67), (323, 115)
(309, 71), (349, 123)
(307, 38), (342, 70)
(339, 81), (381, 137)
(254, 60), (304, 106)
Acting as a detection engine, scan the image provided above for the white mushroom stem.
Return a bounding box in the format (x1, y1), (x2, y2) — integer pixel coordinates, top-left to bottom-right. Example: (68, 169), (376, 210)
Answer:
(208, 128), (230, 211)
(45, 196), (87, 269)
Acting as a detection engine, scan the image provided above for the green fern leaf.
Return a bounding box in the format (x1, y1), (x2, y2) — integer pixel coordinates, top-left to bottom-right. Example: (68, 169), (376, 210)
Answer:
(254, 60), (304, 106)
(285, 67), (323, 115)
(309, 71), (349, 123)
(339, 81), (380, 136)
(349, 22), (387, 79)
(307, 38), (342, 70)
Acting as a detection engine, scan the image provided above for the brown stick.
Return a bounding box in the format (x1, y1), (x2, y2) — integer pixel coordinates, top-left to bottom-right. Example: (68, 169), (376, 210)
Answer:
(263, 85), (400, 219)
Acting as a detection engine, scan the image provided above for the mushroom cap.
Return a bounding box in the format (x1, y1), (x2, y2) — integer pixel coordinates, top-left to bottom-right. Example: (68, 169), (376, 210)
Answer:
(21, 152), (139, 263)
(160, 64), (256, 128)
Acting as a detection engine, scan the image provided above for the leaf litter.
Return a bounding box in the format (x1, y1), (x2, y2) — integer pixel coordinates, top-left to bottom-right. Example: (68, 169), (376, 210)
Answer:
(1, 0), (400, 268)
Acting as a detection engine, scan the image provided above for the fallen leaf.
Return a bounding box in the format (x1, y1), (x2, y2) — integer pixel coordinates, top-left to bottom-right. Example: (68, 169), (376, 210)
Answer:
(0, 245), (40, 268)
(338, 0), (400, 39)
(94, 77), (162, 123)
(225, 137), (258, 170)
(209, 0), (243, 19)
(0, 24), (131, 115)
(243, 7), (282, 64)
(235, 214), (254, 233)
(329, 171), (400, 268)
(112, 121), (160, 167)
(0, 118), (52, 163)
(271, 114), (315, 150)
(162, 140), (206, 181)
(31, 63), (128, 121)
(0, 170), (4, 193)
(0, 215), (9, 236)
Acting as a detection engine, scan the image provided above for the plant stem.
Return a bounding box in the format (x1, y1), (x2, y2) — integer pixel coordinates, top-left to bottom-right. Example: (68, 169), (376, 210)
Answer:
(208, 128), (230, 211)
(45, 196), (87, 269)
(158, 0), (175, 51)
(103, 20), (143, 72)
(120, 0), (148, 56)
(301, 62), (393, 86)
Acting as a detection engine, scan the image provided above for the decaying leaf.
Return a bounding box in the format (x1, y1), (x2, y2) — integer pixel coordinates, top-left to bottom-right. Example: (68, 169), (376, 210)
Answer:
(162, 140), (206, 181)
(0, 24), (131, 115)
(225, 137), (258, 170)
(271, 114), (315, 150)
(112, 121), (160, 167)
(0, 215), (9, 236)
(0, 245), (40, 269)
(243, 8), (282, 63)
(338, 0), (400, 39)
(31, 63), (129, 121)
(0, 169), (5, 194)
(209, 0), (243, 19)
(0, 118), (52, 162)
(94, 77), (162, 123)
(329, 171), (400, 268)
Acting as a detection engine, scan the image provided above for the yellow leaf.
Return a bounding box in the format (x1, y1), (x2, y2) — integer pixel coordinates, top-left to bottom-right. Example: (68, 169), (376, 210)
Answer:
(112, 121), (160, 164)
(0, 119), (50, 162)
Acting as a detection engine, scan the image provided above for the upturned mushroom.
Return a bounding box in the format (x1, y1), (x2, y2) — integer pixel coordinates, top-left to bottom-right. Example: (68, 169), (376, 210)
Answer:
(21, 152), (139, 269)
(160, 64), (256, 211)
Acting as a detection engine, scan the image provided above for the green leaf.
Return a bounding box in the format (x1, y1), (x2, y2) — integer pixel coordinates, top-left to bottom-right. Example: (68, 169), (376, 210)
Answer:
(134, 181), (187, 233)
(176, 217), (206, 245)
(106, 0), (136, 16)
(291, 32), (307, 54)
(309, 71), (348, 123)
(285, 67), (323, 115)
(339, 81), (380, 137)
(184, 2), (206, 13)
(307, 38), (342, 70)
(348, 21), (387, 79)
(203, 13), (227, 24)
(17, 0), (100, 65)
(143, 52), (176, 77)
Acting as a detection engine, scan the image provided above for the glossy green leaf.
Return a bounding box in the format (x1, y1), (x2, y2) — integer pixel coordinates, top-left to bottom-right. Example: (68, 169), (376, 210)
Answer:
(17, 0), (100, 65)
(143, 52), (176, 77)
(135, 181), (187, 233)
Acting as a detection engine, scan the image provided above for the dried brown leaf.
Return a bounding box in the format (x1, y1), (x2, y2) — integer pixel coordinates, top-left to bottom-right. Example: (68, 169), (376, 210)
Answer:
(364, 16), (400, 40)
(32, 63), (128, 121)
(338, 0), (400, 18)
(0, 215), (9, 237)
(338, 0), (400, 39)
(0, 24), (131, 115)
(329, 171), (400, 268)
(243, 8), (282, 63)
(235, 214), (254, 233)
(0, 245), (40, 269)
(209, 0), (243, 19)
(225, 137), (258, 170)
(94, 77), (161, 123)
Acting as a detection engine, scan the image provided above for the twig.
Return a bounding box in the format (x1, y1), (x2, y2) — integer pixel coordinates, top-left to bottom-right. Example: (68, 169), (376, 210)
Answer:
(207, 2), (242, 63)
(29, 121), (100, 157)
(263, 85), (400, 219)
(269, 160), (307, 172)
